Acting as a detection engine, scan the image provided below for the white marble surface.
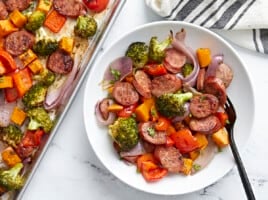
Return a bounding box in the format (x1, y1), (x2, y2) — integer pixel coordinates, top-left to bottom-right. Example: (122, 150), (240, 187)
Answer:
(21, 1), (268, 200)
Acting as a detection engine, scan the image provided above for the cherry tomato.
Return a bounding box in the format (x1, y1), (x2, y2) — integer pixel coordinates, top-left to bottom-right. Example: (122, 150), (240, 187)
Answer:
(21, 129), (45, 147)
(117, 103), (137, 118)
(144, 64), (167, 76)
(83, 0), (109, 13)
(170, 128), (199, 154)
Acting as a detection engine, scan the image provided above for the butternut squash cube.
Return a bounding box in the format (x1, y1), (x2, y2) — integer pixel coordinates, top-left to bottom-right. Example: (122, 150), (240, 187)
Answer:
(9, 9), (27, 28)
(37, 0), (53, 14)
(181, 158), (193, 175)
(19, 49), (37, 67)
(28, 59), (43, 74)
(11, 106), (27, 125)
(59, 37), (74, 54)
(0, 20), (18, 37)
(0, 76), (13, 88)
(1, 147), (22, 167)
(212, 127), (230, 148)
(195, 133), (208, 150)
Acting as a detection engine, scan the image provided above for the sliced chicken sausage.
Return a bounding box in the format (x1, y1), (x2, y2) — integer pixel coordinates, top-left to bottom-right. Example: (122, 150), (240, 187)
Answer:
(53, 0), (86, 18)
(139, 122), (167, 145)
(164, 48), (186, 73)
(4, 0), (32, 11)
(0, 0), (8, 19)
(154, 146), (183, 173)
(4, 30), (35, 56)
(189, 115), (222, 134)
(151, 74), (182, 97)
(132, 70), (152, 99)
(47, 50), (74, 74)
(112, 82), (139, 106)
(189, 94), (219, 118)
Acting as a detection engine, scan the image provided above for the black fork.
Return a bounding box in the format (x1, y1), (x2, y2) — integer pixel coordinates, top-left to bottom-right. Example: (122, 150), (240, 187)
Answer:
(225, 97), (256, 200)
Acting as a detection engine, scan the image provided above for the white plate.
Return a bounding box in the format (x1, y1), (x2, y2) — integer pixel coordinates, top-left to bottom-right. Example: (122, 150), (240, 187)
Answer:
(83, 21), (255, 195)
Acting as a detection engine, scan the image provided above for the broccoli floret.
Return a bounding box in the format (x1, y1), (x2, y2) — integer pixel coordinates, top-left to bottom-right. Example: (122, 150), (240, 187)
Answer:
(27, 107), (53, 133)
(74, 15), (97, 38)
(109, 117), (139, 151)
(125, 42), (149, 68)
(0, 163), (25, 191)
(149, 35), (172, 63)
(25, 10), (46, 32)
(33, 39), (58, 56)
(182, 63), (194, 77)
(22, 83), (47, 108)
(34, 68), (56, 86)
(156, 92), (193, 117)
(0, 125), (23, 147)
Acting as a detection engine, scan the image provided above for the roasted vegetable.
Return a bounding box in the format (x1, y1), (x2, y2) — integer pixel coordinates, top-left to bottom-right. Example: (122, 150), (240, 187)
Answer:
(33, 39), (58, 56)
(156, 92), (193, 117)
(33, 68), (55, 86)
(22, 83), (47, 108)
(25, 10), (46, 32)
(27, 107), (53, 133)
(0, 124), (23, 147)
(148, 35), (172, 63)
(109, 117), (139, 151)
(74, 15), (97, 38)
(0, 163), (24, 191)
(182, 63), (194, 77)
(125, 42), (149, 68)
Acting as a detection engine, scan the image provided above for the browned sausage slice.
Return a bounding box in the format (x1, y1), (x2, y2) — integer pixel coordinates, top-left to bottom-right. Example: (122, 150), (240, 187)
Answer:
(132, 70), (152, 99)
(99, 98), (111, 120)
(189, 94), (219, 118)
(47, 50), (74, 74)
(164, 48), (186, 73)
(3, 0), (32, 11)
(154, 146), (183, 173)
(151, 74), (182, 97)
(138, 122), (167, 145)
(215, 63), (233, 88)
(204, 76), (227, 105)
(189, 115), (222, 134)
(53, 0), (86, 18)
(4, 30), (35, 56)
(0, 1), (8, 19)
(112, 82), (139, 106)
(197, 68), (206, 91)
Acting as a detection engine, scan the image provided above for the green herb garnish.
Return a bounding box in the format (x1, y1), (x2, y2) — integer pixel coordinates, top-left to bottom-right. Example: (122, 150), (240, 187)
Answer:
(110, 67), (121, 81)
(147, 127), (155, 137)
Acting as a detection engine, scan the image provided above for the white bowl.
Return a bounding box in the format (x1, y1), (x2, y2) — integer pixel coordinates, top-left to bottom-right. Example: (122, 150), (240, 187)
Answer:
(83, 21), (255, 195)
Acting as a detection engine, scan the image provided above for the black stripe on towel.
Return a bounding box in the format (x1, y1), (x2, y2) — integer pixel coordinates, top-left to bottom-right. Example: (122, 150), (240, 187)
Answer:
(190, 0), (217, 23)
(200, 0), (229, 27)
(174, 0), (204, 21)
(228, 0), (256, 29)
(260, 29), (268, 54)
(210, 0), (247, 29)
(165, 0), (185, 18)
(253, 29), (260, 52)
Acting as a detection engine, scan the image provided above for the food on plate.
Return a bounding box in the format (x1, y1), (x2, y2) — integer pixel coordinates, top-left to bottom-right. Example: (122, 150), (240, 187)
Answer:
(95, 29), (234, 182)
(0, 0), (111, 196)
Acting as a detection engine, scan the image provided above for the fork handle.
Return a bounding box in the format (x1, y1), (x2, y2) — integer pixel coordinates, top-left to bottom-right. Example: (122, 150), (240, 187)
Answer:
(229, 129), (256, 200)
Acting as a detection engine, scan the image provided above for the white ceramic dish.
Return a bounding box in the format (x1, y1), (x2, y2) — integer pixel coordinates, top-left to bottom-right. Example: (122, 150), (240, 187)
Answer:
(83, 21), (255, 195)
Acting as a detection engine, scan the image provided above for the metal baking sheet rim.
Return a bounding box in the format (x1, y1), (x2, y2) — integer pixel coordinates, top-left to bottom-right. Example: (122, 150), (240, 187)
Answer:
(15, 0), (126, 199)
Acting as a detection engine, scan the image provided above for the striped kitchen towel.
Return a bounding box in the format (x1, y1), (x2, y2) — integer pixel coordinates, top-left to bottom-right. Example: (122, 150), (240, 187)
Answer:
(145, 0), (268, 54)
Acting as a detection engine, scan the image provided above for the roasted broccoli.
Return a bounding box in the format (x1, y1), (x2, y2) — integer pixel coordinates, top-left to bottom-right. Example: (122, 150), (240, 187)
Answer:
(109, 117), (139, 151)
(33, 68), (56, 86)
(156, 92), (193, 117)
(0, 125), (23, 147)
(182, 63), (194, 77)
(148, 35), (172, 63)
(74, 15), (97, 38)
(33, 39), (58, 56)
(125, 42), (149, 68)
(0, 163), (25, 191)
(25, 10), (46, 32)
(22, 83), (47, 108)
(27, 107), (53, 133)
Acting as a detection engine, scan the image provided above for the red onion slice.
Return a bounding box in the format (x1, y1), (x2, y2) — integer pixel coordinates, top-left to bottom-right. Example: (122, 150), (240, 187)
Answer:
(192, 137), (217, 173)
(95, 99), (116, 126)
(205, 54), (224, 79)
(103, 56), (133, 85)
(0, 102), (16, 127)
(120, 141), (146, 158)
(172, 102), (190, 123)
(171, 29), (200, 87)
(44, 54), (80, 110)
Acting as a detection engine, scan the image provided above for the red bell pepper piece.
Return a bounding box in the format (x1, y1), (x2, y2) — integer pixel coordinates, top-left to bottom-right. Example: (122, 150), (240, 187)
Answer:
(144, 64), (167, 76)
